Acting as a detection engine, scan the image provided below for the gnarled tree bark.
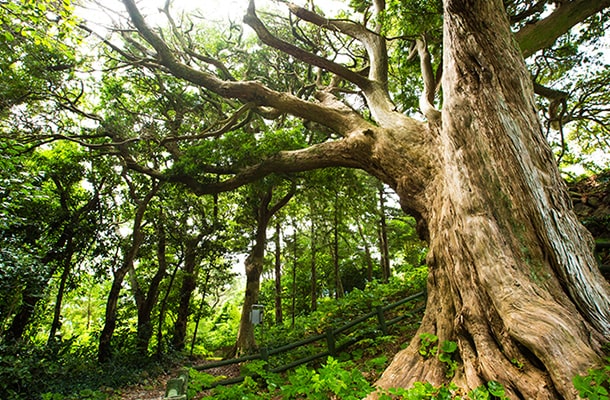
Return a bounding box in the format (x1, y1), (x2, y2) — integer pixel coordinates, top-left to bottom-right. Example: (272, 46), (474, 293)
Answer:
(374, 2), (610, 398)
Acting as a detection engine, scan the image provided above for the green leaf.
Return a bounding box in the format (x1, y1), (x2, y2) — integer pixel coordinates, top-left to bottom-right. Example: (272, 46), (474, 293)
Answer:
(440, 340), (458, 354)
(487, 381), (506, 397)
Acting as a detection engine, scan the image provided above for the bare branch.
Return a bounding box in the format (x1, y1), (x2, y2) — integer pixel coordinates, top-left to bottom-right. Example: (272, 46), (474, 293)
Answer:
(243, 0), (372, 90)
(161, 102), (256, 143)
(186, 50), (236, 81)
(159, 1), (191, 52)
(119, 0), (364, 135)
(284, 2), (388, 85)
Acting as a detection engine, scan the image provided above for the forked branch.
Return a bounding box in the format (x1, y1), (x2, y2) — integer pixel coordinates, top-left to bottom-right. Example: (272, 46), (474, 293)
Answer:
(283, 2), (388, 85)
(415, 37), (441, 122)
(244, 0), (372, 90)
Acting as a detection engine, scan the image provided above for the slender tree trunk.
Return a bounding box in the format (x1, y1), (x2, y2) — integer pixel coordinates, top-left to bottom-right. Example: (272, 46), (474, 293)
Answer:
(357, 222), (374, 281)
(133, 267), (165, 355)
(190, 271), (210, 356)
(156, 260), (180, 358)
(47, 242), (74, 344)
(86, 283), (92, 330)
(5, 243), (63, 341)
(98, 266), (130, 362)
(98, 183), (157, 362)
(5, 293), (44, 342)
(310, 208), (317, 312)
(7, 265), (58, 342)
(332, 199), (344, 298)
(131, 220), (167, 355)
(5, 193), (98, 342)
(274, 223), (283, 325)
(291, 223), (298, 329)
(172, 235), (201, 351)
(234, 225), (266, 355)
(235, 186), (294, 355)
(378, 186), (390, 283)
(373, 1), (610, 397)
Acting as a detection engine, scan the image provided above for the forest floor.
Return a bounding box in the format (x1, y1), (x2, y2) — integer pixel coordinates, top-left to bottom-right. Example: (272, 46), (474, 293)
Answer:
(117, 362), (241, 400)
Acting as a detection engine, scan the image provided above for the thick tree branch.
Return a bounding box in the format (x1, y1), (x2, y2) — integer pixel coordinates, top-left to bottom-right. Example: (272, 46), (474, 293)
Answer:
(186, 50), (237, 81)
(515, 0), (610, 58)
(267, 181), (297, 218)
(507, 0), (547, 24)
(534, 82), (569, 132)
(133, 137), (372, 195)
(533, 82), (568, 101)
(282, 1), (402, 126)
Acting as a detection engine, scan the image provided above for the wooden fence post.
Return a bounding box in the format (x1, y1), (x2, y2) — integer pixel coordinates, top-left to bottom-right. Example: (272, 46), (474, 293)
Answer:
(260, 347), (269, 371)
(326, 330), (336, 356)
(376, 306), (388, 335)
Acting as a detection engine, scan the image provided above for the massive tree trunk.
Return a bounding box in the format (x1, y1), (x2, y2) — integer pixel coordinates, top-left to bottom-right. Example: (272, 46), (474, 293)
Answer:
(373, 1), (610, 398)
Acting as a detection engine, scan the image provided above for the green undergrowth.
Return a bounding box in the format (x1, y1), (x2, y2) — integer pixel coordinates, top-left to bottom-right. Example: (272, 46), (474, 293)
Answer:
(0, 339), (173, 400)
(0, 275), (423, 399)
(418, 333), (459, 378)
(254, 274), (427, 370)
(190, 354), (610, 400)
(573, 355), (610, 400)
(189, 356), (511, 400)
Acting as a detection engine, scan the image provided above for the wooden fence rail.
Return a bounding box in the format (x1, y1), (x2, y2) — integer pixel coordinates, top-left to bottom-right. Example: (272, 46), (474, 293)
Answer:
(161, 290), (426, 397)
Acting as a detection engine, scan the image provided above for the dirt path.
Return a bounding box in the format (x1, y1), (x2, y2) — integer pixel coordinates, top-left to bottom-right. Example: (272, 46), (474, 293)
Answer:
(116, 362), (242, 400)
